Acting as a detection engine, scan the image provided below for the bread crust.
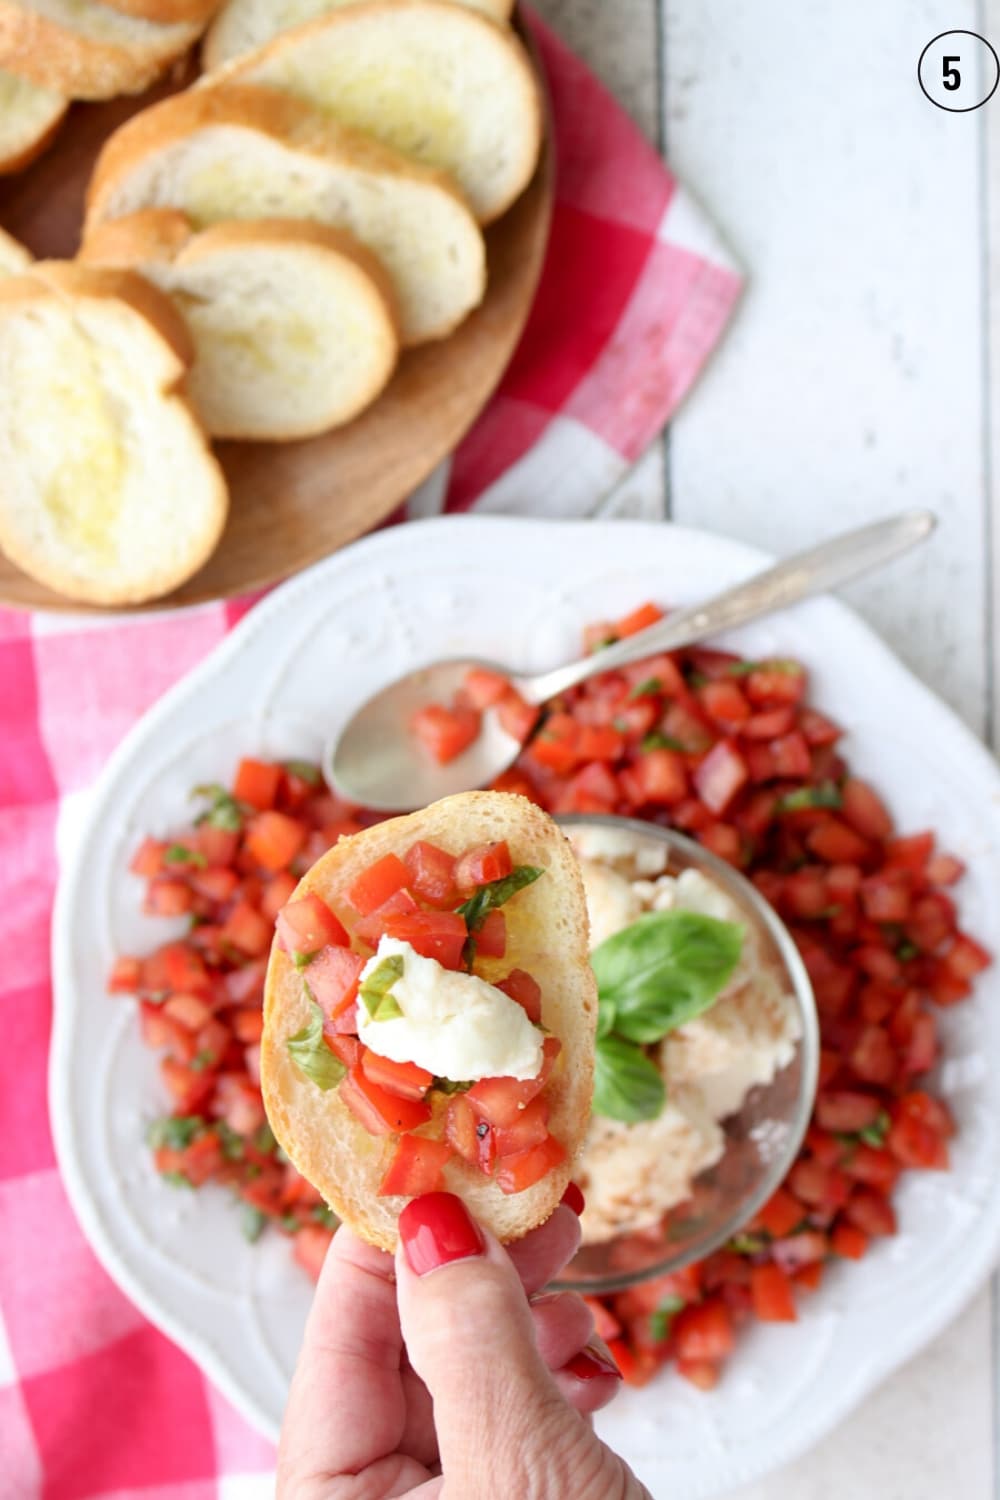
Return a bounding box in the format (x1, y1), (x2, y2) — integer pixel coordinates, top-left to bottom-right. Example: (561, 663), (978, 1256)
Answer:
(216, 0), (544, 224)
(0, 2), (201, 99)
(0, 260), (228, 605)
(98, 0), (220, 24)
(262, 792), (598, 1250)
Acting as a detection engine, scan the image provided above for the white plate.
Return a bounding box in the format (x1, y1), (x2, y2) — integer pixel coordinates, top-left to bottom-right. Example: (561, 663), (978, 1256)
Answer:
(50, 516), (1000, 1500)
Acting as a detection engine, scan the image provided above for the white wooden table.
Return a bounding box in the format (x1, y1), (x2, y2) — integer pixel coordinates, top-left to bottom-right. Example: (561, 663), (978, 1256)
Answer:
(531, 0), (1000, 1494)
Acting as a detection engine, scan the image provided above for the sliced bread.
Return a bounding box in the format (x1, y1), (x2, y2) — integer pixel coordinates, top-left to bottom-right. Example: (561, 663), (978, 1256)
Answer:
(216, 0), (543, 223)
(202, 0), (514, 73)
(0, 224), (31, 273)
(0, 68), (66, 173)
(82, 210), (400, 440)
(262, 791), (598, 1250)
(85, 83), (486, 344)
(0, 261), (227, 605)
(0, 0), (203, 99)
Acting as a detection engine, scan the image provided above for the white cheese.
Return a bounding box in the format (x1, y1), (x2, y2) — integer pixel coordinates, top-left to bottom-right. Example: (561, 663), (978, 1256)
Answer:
(357, 937), (544, 1083)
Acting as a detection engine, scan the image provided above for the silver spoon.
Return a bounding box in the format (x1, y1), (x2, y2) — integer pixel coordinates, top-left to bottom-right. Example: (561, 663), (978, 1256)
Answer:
(327, 509), (936, 810)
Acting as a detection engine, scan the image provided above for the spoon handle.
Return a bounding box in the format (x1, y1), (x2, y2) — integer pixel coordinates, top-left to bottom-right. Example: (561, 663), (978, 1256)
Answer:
(520, 510), (937, 705)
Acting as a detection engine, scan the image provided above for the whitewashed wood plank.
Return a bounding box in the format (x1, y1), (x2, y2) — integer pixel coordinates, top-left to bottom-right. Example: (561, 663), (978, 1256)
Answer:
(662, 0), (989, 733)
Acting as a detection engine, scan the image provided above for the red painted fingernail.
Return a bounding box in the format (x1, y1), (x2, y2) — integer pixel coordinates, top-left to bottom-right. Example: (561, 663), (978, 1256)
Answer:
(560, 1182), (585, 1216)
(564, 1345), (623, 1383)
(399, 1192), (485, 1276)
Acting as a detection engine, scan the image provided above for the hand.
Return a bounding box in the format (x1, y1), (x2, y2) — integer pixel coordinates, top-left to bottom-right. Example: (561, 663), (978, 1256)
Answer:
(279, 1189), (652, 1499)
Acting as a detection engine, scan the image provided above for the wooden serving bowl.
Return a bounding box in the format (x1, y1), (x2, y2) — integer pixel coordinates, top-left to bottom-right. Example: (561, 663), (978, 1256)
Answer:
(0, 38), (554, 612)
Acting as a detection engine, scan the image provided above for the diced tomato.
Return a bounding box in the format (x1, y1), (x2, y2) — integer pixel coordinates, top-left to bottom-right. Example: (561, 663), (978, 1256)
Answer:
(844, 1189), (897, 1237)
(782, 867), (830, 920)
(162, 992), (213, 1031)
(693, 739), (748, 815)
(355, 887), (420, 947)
(345, 854), (411, 916)
(794, 1262), (825, 1293)
(840, 778), (893, 840)
(276, 892), (349, 956)
(750, 1264), (797, 1323)
(831, 1222), (869, 1260)
(698, 822), (744, 867)
(474, 909), (507, 959)
(224, 958), (266, 1006)
(559, 760), (620, 813)
(860, 870), (912, 923)
(577, 724), (626, 761)
(797, 708), (842, 745)
(886, 1093), (951, 1169)
(806, 819), (871, 865)
(925, 852), (965, 886)
(161, 1057), (214, 1111)
(260, 870), (298, 922)
(245, 811), (308, 873)
(188, 866), (240, 904)
(771, 1231), (827, 1273)
(220, 901), (273, 957)
(232, 1008), (264, 1044)
(757, 1187), (805, 1239)
(497, 691), (539, 743)
(495, 1132), (567, 1194)
(108, 955), (142, 994)
(945, 934), (992, 980)
(309, 946), (366, 1021)
(340, 1067), (432, 1136)
(327, 1033), (362, 1069)
(884, 831), (934, 873)
(294, 1223), (335, 1281)
(360, 1049), (434, 1101)
(742, 707), (797, 741)
(131, 837), (167, 877)
(492, 1095), (549, 1158)
(404, 841), (458, 906)
(467, 1037), (560, 1127)
(698, 679), (751, 728)
(380, 910), (468, 970)
(463, 666), (511, 709)
(454, 841), (512, 889)
(496, 968), (542, 1023)
(378, 1134), (453, 1196)
(787, 1159), (849, 1210)
(411, 702), (481, 764)
(815, 1090), (883, 1134)
(849, 1024), (896, 1086)
(616, 602), (663, 637)
(528, 713), (581, 774)
(214, 1073), (265, 1136)
(637, 747), (687, 805)
(905, 891), (957, 952)
(672, 1298), (735, 1363)
(195, 825), (240, 867)
(145, 879), (195, 917)
(233, 757), (282, 811)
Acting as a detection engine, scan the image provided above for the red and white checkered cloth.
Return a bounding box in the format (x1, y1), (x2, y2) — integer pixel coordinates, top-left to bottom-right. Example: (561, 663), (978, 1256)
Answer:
(0, 15), (741, 1498)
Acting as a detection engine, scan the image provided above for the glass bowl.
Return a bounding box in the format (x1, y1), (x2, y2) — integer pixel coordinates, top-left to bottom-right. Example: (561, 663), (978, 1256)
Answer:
(551, 814), (819, 1295)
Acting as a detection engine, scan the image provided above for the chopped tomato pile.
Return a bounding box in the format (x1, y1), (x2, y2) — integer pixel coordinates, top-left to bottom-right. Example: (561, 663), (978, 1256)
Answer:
(280, 839), (566, 1198)
(108, 758), (368, 1274)
(485, 602), (990, 1390)
(112, 600), (992, 1392)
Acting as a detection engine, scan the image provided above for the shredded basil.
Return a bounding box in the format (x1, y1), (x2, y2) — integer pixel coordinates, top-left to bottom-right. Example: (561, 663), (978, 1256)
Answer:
(858, 1110), (892, 1149)
(287, 1002), (347, 1090)
(192, 783), (246, 832)
(897, 941), (920, 962)
(189, 1049), (217, 1072)
(146, 1115), (204, 1150)
(649, 1295), (685, 1342)
(641, 732), (686, 753)
(241, 1205), (266, 1243)
(457, 866), (544, 933)
(312, 1204), (339, 1229)
(292, 950), (314, 971)
(433, 1077), (472, 1095)
(217, 1122), (244, 1161)
(284, 759), (322, 786)
(163, 843), (208, 868)
(726, 658), (803, 678)
(279, 1213), (300, 1232)
(359, 955), (404, 1018)
(776, 782), (842, 813)
(629, 676), (662, 699)
(728, 1233), (765, 1256)
(253, 1122), (277, 1154)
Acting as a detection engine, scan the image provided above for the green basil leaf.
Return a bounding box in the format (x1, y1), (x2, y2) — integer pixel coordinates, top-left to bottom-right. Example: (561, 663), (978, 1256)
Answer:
(241, 1205), (267, 1242)
(279, 1212), (300, 1232)
(163, 843), (207, 867)
(726, 658), (803, 678)
(217, 1121), (244, 1161)
(160, 1170), (193, 1189)
(371, 993), (403, 1022)
(190, 1048), (217, 1072)
(287, 1002), (347, 1090)
(641, 732), (686, 753)
(649, 1294), (685, 1342)
(592, 1035), (666, 1123)
(359, 955), (404, 1017)
(629, 676), (662, 699)
(284, 759), (322, 786)
(191, 783), (246, 832)
(292, 950), (314, 971)
(456, 865), (544, 932)
(253, 1122), (277, 1154)
(592, 910), (743, 1045)
(596, 999), (616, 1040)
(433, 1077), (472, 1095)
(775, 781), (842, 813)
(727, 1233), (765, 1256)
(858, 1110), (892, 1148)
(146, 1114), (205, 1150)
(312, 1204), (339, 1229)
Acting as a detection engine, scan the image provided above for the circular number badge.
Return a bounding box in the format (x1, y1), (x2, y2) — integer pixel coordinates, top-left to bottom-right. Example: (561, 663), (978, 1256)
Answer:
(918, 30), (999, 112)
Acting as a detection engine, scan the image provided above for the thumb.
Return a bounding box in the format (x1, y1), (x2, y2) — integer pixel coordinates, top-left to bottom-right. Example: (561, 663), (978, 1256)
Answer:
(395, 1193), (639, 1500)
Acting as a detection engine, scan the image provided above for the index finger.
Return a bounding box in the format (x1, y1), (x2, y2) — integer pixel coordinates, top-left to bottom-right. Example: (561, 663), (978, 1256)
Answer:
(278, 1228), (412, 1488)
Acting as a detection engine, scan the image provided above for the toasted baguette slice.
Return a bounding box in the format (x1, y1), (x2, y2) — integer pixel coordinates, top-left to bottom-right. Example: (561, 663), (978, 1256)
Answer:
(0, 261), (227, 605)
(0, 224), (31, 273)
(0, 0), (202, 99)
(218, 0), (543, 224)
(203, 0), (514, 73)
(0, 69), (66, 173)
(85, 83), (485, 344)
(98, 0), (220, 23)
(82, 210), (399, 440)
(262, 792), (598, 1250)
